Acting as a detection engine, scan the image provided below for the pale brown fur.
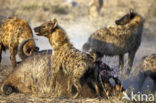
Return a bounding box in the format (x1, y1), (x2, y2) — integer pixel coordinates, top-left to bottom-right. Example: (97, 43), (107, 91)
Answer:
(0, 44), (122, 98)
(34, 19), (98, 98)
(83, 10), (144, 73)
(0, 52), (123, 98)
(0, 17), (37, 67)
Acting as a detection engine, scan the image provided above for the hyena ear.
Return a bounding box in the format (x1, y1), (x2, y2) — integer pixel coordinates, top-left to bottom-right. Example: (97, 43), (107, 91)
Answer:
(129, 9), (134, 14)
(129, 9), (135, 19)
(52, 18), (58, 29)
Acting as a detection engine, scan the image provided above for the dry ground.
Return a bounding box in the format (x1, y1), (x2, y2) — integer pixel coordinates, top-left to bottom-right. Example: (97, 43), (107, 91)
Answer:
(0, 0), (156, 102)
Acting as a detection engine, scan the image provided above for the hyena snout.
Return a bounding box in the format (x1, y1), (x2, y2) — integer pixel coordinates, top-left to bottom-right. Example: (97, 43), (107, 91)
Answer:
(34, 19), (58, 37)
(34, 26), (50, 36)
(34, 26), (42, 35)
(115, 10), (136, 25)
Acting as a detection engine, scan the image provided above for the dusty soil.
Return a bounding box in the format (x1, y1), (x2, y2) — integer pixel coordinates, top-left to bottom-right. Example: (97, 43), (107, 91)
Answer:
(0, 0), (156, 102)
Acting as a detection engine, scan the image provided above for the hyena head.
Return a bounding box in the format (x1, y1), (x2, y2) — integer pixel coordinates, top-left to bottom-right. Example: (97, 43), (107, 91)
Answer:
(34, 18), (70, 48)
(115, 9), (136, 25)
(34, 18), (58, 37)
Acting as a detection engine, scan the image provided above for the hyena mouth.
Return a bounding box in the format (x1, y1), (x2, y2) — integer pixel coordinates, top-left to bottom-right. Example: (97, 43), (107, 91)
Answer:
(34, 31), (40, 35)
(34, 27), (41, 35)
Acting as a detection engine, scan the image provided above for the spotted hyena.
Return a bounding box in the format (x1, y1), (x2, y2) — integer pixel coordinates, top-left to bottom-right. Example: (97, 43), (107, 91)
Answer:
(83, 10), (144, 73)
(0, 17), (38, 67)
(0, 39), (123, 98)
(140, 54), (156, 81)
(34, 18), (99, 98)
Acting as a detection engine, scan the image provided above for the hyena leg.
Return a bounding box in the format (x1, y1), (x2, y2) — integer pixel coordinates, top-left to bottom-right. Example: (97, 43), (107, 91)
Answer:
(0, 44), (2, 65)
(93, 82), (101, 97)
(9, 47), (17, 67)
(73, 77), (81, 98)
(67, 77), (72, 97)
(127, 50), (137, 73)
(119, 54), (124, 70)
(50, 68), (58, 94)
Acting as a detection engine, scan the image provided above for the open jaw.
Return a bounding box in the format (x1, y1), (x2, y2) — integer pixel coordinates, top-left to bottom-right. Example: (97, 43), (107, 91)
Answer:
(34, 30), (40, 36)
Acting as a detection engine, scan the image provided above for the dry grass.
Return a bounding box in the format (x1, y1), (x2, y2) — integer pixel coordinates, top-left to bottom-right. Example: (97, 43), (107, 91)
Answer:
(0, 94), (124, 103)
(0, 0), (156, 102)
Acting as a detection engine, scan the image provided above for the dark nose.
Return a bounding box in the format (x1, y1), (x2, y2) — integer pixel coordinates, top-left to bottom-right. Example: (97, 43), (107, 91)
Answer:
(34, 27), (40, 32)
(34, 46), (39, 52)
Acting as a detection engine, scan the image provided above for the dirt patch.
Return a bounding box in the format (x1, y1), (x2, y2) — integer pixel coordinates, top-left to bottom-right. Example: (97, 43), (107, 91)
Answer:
(0, 0), (156, 102)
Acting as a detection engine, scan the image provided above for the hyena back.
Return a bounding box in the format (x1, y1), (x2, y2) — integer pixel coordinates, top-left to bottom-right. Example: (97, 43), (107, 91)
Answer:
(34, 18), (100, 98)
(83, 10), (144, 73)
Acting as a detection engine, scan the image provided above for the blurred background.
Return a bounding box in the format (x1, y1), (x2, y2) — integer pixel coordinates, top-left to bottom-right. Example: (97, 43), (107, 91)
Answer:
(0, 0), (156, 93)
(0, 0), (156, 48)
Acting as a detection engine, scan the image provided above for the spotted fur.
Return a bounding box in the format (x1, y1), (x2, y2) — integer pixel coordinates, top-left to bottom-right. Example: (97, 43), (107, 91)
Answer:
(0, 17), (37, 67)
(34, 18), (98, 98)
(83, 10), (144, 73)
(139, 54), (156, 90)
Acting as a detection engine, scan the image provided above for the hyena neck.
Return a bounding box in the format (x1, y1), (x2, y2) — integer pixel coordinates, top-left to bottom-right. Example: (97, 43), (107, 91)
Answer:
(51, 27), (74, 51)
(53, 42), (74, 52)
